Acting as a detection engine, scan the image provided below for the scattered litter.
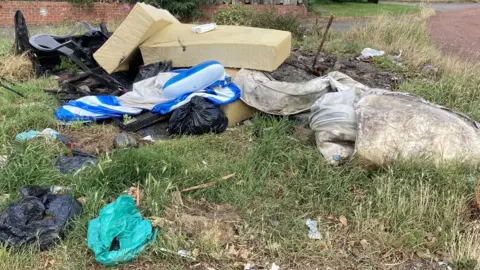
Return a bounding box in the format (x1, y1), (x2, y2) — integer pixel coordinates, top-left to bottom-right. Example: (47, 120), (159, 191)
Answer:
(114, 133), (138, 149)
(141, 135), (155, 142)
(55, 155), (97, 174)
(394, 48), (403, 59)
(192, 23), (217, 34)
(423, 65), (438, 73)
(306, 219), (322, 240)
(358, 48), (385, 61)
(15, 128), (59, 141)
(438, 261), (452, 270)
(271, 263), (280, 270)
(124, 185), (144, 206)
(87, 195), (158, 266)
(169, 96), (228, 135)
(0, 155), (7, 168)
(77, 196), (88, 205)
(177, 249), (192, 258)
(50, 186), (71, 194)
(0, 186), (82, 250)
(0, 194), (10, 204)
(149, 216), (167, 228)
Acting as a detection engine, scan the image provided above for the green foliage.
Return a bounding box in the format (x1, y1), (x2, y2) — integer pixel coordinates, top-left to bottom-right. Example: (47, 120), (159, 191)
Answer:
(146, 0), (205, 19)
(214, 4), (304, 39)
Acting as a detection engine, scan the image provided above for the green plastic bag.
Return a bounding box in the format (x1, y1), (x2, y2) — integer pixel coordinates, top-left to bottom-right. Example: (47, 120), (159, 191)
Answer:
(87, 195), (158, 266)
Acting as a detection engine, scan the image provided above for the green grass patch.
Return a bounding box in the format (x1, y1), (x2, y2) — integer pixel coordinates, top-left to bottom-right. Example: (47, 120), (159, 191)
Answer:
(1, 11), (480, 269)
(313, 1), (421, 17)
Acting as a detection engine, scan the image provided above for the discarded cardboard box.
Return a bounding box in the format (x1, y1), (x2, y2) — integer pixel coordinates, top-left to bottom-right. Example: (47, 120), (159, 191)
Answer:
(140, 24), (291, 71)
(222, 68), (257, 126)
(93, 3), (179, 74)
(222, 100), (257, 127)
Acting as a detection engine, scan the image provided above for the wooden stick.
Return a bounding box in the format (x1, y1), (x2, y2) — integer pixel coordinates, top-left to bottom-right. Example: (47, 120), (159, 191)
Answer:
(312, 15), (335, 71)
(136, 182), (140, 206)
(181, 173), (235, 192)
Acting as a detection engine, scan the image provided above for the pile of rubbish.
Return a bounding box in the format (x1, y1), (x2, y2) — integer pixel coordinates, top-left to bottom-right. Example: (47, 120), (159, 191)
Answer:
(7, 1), (480, 267)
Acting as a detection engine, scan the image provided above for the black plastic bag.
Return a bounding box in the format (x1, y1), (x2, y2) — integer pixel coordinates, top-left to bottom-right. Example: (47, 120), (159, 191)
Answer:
(14, 10), (30, 55)
(55, 155), (97, 174)
(133, 60), (173, 83)
(0, 186), (82, 250)
(169, 97), (228, 135)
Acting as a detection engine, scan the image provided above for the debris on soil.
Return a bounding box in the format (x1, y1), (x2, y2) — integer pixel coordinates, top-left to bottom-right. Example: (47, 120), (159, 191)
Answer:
(55, 155), (97, 174)
(306, 219), (322, 240)
(164, 198), (241, 248)
(124, 185), (144, 206)
(114, 132), (138, 149)
(270, 50), (401, 90)
(0, 54), (33, 82)
(60, 125), (120, 155)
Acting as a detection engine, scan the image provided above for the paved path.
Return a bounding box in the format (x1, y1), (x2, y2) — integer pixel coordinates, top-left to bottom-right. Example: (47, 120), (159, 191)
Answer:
(328, 2), (480, 32)
(428, 7), (480, 61)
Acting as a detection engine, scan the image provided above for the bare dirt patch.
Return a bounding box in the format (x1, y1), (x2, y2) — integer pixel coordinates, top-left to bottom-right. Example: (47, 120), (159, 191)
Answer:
(270, 50), (401, 90)
(60, 124), (120, 155)
(428, 8), (480, 61)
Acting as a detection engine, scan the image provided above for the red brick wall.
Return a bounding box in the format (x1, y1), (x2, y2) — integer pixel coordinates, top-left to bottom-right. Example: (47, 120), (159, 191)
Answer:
(0, 1), (307, 26)
(0, 1), (132, 25)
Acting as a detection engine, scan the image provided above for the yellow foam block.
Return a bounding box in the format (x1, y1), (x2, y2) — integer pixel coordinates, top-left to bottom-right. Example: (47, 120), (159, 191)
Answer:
(93, 3), (179, 74)
(140, 24), (291, 71)
(222, 99), (257, 127)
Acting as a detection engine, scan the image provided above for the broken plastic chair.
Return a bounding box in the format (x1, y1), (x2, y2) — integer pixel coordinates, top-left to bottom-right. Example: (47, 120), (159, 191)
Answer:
(29, 22), (105, 72)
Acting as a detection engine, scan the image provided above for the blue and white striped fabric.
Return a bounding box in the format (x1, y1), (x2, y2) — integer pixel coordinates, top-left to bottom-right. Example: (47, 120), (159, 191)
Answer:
(54, 96), (143, 122)
(54, 61), (240, 122)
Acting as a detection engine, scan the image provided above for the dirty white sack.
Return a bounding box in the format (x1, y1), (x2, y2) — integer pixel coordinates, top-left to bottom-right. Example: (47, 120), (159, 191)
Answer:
(355, 90), (480, 167)
(309, 89), (357, 164)
(234, 70), (368, 115)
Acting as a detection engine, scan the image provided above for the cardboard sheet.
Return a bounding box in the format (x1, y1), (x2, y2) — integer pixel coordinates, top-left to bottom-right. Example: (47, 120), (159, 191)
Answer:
(140, 24), (291, 71)
(222, 100), (257, 127)
(93, 3), (179, 74)
(222, 68), (257, 126)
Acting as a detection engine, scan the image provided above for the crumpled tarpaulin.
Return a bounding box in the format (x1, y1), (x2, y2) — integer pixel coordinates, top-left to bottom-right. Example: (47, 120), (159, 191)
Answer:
(234, 70), (368, 115)
(54, 61), (240, 122)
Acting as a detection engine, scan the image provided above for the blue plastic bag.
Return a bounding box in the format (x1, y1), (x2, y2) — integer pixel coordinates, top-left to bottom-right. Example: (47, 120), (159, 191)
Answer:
(87, 196), (158, 266)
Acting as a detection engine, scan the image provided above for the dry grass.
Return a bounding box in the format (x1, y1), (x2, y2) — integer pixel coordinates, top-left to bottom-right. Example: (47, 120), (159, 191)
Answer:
(340, 8), (480, 77)
(0, 53), (33, 82)
(60, 124), (120, 155)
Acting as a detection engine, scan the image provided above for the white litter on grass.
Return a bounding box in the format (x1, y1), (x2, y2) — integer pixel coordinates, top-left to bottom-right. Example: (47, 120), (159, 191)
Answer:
(306, 219), (322, 240)
(0, 155), (7, 168)
(192, 23), (217, 34)
(438, 261), (452, 270)
(360, 48), (385, 58)
(271, 263), (280, 270)
(141, 135), (155, 142)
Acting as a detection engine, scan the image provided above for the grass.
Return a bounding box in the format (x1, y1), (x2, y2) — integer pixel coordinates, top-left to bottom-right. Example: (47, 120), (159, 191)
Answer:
(312, 1), (421, 18)
(0, 11), (480, 269)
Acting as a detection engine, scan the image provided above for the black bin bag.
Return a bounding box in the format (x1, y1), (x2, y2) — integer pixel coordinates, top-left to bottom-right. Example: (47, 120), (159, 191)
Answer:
(169, 97), (228, 135)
